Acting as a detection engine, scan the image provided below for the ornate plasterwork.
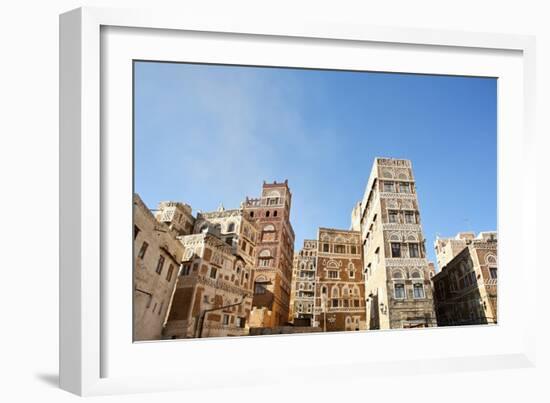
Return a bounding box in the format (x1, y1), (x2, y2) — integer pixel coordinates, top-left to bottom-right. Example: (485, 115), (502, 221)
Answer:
(382, 223), (421, 232)
(324, 259), (342, 269)
(380, 192), (416, 200)
(385, 258), (428, 267)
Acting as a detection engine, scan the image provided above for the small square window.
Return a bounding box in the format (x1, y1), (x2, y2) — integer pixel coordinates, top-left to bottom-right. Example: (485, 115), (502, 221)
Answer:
(383, 182), (395, 192)
(335, 245), (345, 253)
(399, 183), (410, 193)
(405, 212), (416, 224)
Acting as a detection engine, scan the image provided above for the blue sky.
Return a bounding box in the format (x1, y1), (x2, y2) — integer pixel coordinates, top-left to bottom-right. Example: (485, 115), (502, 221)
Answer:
(134, 61), (496, 267)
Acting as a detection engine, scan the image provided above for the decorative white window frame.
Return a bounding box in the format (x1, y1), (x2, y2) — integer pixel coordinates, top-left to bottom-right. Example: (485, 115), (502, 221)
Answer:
(60, 6), (536, 397)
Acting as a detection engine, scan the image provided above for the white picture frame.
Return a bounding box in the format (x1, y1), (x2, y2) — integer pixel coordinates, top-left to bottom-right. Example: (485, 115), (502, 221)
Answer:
(59, 6), (537, 396)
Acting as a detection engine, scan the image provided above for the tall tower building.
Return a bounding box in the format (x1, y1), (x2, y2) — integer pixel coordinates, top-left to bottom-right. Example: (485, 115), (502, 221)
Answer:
(243, 180), (295, 328)
(289, 240), (318, 326)
(359, 158), (436, 329)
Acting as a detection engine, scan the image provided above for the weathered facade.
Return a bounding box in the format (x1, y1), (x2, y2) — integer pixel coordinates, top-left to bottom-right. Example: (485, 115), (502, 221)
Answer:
(133, 194), (184, 341)
(432, 232), (498, 326)
(313, 228), (365, 332)
(193, 206), (258, 269)
(243, 180), (295, 328)
(155, 200), (195, 236)
(163, 230), (254, 338)
(289, 240), (318, 325)
(434, 232), (476, 270)
(359, 158), (436, 329)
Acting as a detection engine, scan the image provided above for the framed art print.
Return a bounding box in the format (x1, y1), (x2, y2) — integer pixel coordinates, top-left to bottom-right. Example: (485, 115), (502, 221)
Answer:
(60, 7), (537, 396)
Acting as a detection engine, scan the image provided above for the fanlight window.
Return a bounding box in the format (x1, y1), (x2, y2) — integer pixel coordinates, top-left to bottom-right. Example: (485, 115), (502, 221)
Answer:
(327, 260), (339, 269)
(266, 190), (281, 198)
(486, 255), (497, 265)
(263, 224), (275, 232)
(392, 270), (404, 279)
(259, 249), (272, 258)
(411, 270), (422, 279)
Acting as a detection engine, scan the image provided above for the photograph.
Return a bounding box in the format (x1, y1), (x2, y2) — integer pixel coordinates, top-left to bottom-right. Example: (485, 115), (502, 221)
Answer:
(132, 61), (497, 341)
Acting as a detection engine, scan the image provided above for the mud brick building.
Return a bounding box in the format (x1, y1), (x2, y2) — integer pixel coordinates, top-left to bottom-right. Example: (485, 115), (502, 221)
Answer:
(433, 232), (498, 326)
(133, 195), (185, 341)
(243, 180), (295, 328)
(313, 228), (365, 331)
(358, 158), (436, 329)
(163, 230), (254, 338)
(289, 240), (318, 325)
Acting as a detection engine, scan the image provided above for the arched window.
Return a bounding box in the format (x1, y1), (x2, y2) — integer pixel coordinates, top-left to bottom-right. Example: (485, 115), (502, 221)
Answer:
(390, 234), (400, 241)
(227, 222), (235, 232)
(392, 270), (404, 279)
(273, 210), (278, 217)
(259, 249), (272, 267)
(342, 286), (349, 297)
(321, 286), (327, 294)
(411, 270), (422, 279)
(266, 211), (270, 217)
(259, 249), (271, 257)
(331, 286), (339, 298)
